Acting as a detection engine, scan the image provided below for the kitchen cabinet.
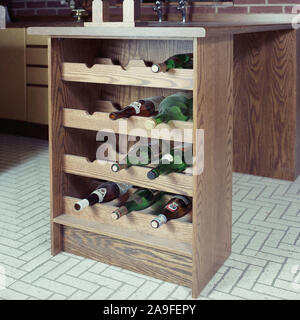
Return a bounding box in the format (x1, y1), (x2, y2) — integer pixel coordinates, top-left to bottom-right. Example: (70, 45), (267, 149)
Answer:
(26, 34), (48, 125)
(0, 28), (26, 121)
(0, 28), (48, 125)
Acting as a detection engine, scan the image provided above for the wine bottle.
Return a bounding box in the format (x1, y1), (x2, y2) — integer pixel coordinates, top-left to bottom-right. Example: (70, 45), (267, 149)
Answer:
(147, 145), (191, 180)
(74, 182), (132, 211)
(151, 53), (193, 73)
(111, 188), (164, 220)
(151, 195), (192, 228)
(111, 141), (160, 172)
(144, 92), (193, 130)
(109, 96), (164, 120)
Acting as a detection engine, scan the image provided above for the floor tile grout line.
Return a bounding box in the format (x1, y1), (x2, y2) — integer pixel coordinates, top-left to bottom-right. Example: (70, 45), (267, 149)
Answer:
(206, 266), (231, 297)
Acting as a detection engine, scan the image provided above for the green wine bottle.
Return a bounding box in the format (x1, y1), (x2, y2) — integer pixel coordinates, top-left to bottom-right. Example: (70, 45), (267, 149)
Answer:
(144, 92), (193, 130)
(111, 142), (160, 172)
(151, 53), (193, 73)
(147, 145), (191, 180)
(111, 188), (164, 220)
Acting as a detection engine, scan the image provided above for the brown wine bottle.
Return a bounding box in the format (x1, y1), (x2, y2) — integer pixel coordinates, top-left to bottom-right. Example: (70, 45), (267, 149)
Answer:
(111, 141), (161, 173)
(109, 96), (164, 120)
(74, 182), (132, 211)
(151, 195), (192, 228)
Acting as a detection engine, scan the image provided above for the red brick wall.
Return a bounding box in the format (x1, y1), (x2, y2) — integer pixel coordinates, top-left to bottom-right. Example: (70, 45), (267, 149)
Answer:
(11, 0), (72, 17)
(10, 0), (299, 18)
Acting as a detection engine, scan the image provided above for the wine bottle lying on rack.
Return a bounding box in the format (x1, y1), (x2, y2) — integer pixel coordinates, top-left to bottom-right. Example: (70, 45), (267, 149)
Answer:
(109, 96), (164, 120)
(74, 182), (132, 211)
(151, 53), (193, 73)
(144, 92), (193, 130)
(147, 145), (192, 180)
(111, 141), (161, 172)
(151, 195), (192, 229)
(111, 188), (164, 220)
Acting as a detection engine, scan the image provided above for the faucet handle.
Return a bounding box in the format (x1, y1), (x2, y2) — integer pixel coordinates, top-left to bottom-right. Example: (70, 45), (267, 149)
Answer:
(153, 0), (161, 11)
(177, 0), (188, 23)
(153, 0), (163, 23)
(177, 0), (186, 9)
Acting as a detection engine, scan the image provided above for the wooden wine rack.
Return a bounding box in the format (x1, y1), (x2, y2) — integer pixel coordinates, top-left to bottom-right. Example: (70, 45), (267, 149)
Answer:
(28, 16), (300, 298)
(29, 27), (234, 299)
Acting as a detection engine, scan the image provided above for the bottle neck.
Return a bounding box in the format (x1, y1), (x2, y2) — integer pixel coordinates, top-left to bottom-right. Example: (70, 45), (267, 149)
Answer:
(152, 63), (167, 73)
(109, 106), (136, 120)
(155, 165), (170, 176)
(147, 166), (168, 180)
(111, 158), (132, 172)
(86, 192), (101, 206)
(153, 113), (169, 125)
(111, 206), (128, 220)
(74, 193), (99, 211)
(151, 214), (167, 229)
(148, 161), (188, 180)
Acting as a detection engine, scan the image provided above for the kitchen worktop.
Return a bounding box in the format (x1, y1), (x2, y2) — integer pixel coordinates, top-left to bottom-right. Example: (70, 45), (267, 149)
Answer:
(25, 13), (295, 38)
(6, 13), (295, 36)
(27, 20), (294, 39)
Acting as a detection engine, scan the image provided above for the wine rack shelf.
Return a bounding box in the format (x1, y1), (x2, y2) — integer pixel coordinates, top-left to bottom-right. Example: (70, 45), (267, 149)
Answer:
(62, 60), (194, 90)
(63, 108), (193, 143)
(63, 154), (193, 196)
(54, 214), (192, 256)
(44, 34), (232, 299)
(63, 196), (193, 244)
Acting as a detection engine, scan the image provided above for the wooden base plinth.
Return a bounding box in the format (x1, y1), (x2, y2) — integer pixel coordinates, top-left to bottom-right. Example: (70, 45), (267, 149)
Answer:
(62, 225), (192, 288)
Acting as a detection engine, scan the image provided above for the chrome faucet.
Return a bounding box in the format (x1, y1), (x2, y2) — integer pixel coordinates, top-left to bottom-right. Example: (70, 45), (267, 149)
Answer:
(153, 0), (163, 23)
(60, 0), (76, 9)
(177, 0), (187, 24)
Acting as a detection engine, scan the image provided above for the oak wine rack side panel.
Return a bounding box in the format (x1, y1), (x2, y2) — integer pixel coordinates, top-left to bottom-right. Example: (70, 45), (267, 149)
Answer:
(49, 37), (233, 298)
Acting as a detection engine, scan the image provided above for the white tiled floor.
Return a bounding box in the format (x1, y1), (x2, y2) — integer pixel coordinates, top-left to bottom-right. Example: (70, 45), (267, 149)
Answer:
(0, 133), (300, 300)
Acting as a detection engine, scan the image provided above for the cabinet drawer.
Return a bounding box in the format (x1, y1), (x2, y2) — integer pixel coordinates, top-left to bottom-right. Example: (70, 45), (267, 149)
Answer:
(26, 34), (48, 46)
(27, 86), (48, 125)
(27, 67), (48, 85)
(26, 47), (48, 66)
